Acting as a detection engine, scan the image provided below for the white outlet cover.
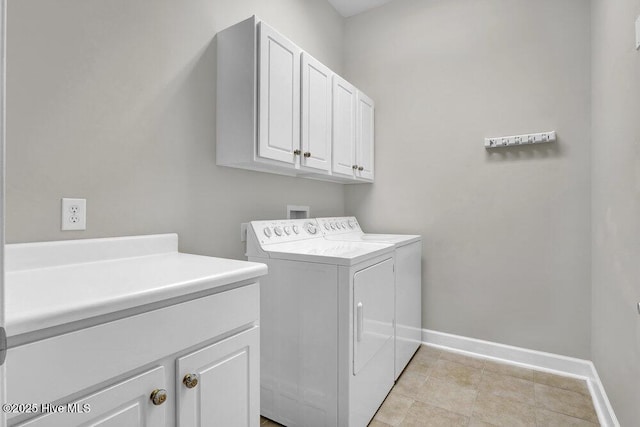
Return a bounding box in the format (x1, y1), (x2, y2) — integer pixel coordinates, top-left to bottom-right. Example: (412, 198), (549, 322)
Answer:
(61, 198), (87, 231)
(636, 15), (640, 50)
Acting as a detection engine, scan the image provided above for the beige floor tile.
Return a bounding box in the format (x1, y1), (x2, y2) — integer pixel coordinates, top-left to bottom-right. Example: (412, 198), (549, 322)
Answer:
(534, 371), (590, 395)
(369, 420), (393, 427)
(535, 408), (599, 426)
(479, 370), (535, 405)
(468, 419), (499, 427)
(415, 376), (478, 416)
(430, 359), (483, 388)
(415, 344), (442, 360)
(261, 419), (283, 427)
(403, 355), (437, 376)
(472, 392), (537, 426)
(373, 392), (414, 426)
(400, 401), (469, 427)
(439, 351), (485, 369)
(393, 372), (428, 398)
(534, 383), (598, 423)
(483, 359), (534, 381)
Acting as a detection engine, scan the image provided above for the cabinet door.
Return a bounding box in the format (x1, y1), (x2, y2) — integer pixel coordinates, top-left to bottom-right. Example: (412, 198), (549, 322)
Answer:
(258, 22), (301, 165)
(16, 367), (166, 427)
(353, 258), (395, 375)
(332, 75), (357, 177)
(356, 91), (375, 181)
(300, 53), (332, 173)
(177, 327), (259, 427)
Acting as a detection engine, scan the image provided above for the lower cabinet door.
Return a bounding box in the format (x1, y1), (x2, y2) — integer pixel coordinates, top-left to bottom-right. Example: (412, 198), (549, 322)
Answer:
(176, 327), (259, 427)
(16, 367), (166, 427)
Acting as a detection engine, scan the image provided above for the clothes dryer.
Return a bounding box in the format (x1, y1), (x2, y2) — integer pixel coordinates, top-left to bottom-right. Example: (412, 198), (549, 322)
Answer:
(317, 217), (422, 380)
(246, 219), (396, 427)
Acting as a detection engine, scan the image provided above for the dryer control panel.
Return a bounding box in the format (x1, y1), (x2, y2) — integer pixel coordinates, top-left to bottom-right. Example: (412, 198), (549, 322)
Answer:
(316, 217), (361, 236)
(250, 219), (321, 246)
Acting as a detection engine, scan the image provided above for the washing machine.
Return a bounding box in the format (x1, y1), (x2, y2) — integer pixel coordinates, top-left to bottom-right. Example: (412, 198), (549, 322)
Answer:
(317, 217), (422, 380)
(246, 219), (396, 427)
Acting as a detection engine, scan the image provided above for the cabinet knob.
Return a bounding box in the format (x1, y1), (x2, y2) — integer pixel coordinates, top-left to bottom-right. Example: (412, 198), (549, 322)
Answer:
(352, 165), (358, 170)
(358, 166), (364, 171)
(303, 152), (311, 158)
(150, 389), (167, 406)
(183, 373), (199, 389)
(293, 149), (301, 155)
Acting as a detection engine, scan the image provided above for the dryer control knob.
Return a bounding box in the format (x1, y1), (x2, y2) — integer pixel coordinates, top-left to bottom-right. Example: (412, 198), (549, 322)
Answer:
(324, 223), (330, 230)
(306, 223), (318, 235)
(292, 225), (300, 234)
(348, 220), (355, 229)
(283, 226), (291, 235)
(330, 222), (336, 230)
(274, 226), (283, 236)
(263, 227), (272, 238)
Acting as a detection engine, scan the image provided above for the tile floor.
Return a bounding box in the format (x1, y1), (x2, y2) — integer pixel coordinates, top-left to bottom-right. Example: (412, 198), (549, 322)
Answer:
(260, 345), (600, 426)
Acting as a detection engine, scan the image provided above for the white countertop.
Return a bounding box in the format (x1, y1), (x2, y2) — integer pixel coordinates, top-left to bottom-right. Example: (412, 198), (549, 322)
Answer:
(5, 234), (267, 337)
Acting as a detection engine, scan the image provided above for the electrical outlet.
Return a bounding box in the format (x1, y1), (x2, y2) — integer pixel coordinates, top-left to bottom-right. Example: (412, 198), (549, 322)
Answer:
(61, 198), (86, 231)
(240, 223), (248, 242)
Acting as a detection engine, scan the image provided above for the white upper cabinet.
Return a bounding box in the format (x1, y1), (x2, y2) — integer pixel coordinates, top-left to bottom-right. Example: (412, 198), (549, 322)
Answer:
(300, 53), (332, 173)
(216, 16), (374, 183)
(258, 22), (301, 165)
(332, 75), (357, 178)
(356, 91), (375, 181)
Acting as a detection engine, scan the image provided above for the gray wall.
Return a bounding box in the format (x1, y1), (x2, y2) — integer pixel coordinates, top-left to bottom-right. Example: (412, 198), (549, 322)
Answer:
(5, 0), (345, 259)
(591, 0), (640, 424)
(343, 0), (592, 358)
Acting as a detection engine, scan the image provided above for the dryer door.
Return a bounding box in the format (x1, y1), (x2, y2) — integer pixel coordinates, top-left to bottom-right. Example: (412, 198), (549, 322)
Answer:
(353, 258), (394, 375)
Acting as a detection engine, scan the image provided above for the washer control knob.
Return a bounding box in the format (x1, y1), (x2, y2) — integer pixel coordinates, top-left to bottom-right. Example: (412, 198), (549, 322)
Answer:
(348, 220), (355, 229)
(324, 223), (330, 230)
(283, 226), (291, 235)
(263, 227), (272, 238)
(274, 226), (283, 236)
(306, 223), (318, 235)
(336, 222), (342, 229)
(341, 221), (347, 228)
(330, 222), (336, 230)
(292, 225), (300, 234)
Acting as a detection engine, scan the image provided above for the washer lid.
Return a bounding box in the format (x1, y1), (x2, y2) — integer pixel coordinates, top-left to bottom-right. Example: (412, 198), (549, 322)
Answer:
(261, 239), (394, 266)
(325, 232), (421, 247)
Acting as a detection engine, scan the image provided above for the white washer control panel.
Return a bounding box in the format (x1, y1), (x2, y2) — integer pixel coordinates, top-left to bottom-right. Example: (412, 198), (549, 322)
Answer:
(251, 219), (320, 245)
(317, 217), (361, 236)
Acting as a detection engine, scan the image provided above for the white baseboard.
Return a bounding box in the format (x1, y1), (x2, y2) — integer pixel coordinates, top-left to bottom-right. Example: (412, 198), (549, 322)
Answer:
(421, 329), (619, 427)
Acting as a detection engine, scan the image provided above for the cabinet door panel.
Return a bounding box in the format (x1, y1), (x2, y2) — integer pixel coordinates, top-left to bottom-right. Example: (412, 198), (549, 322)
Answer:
(356, 91), (375, 181)
(177, 327), (259, 427)
(332, 76), (357, 177)
(258, 22), (301, 165)
(301, 53), (332, 173)
(16, 367), (166, 427)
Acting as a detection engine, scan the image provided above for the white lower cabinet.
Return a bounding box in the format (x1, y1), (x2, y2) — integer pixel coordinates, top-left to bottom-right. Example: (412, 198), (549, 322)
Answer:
(8, 284), (260, 427)
(17, 367), (167, 427)
(177, 327), (259, 426)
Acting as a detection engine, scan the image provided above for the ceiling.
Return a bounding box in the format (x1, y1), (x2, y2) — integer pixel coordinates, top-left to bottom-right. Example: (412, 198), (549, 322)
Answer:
(327, 0), (396, 17)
